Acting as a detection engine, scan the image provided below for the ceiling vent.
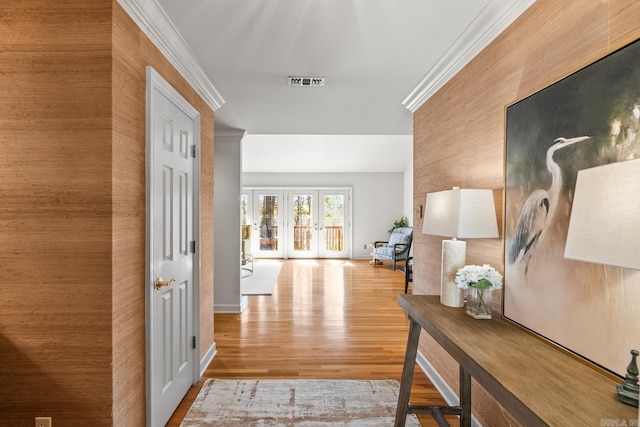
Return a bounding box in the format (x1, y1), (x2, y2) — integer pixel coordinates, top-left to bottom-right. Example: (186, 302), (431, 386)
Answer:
(288, 76), (325, 87)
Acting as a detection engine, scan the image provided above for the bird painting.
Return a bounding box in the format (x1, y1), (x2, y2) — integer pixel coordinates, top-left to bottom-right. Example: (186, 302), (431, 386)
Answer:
(508, 136), (591, 274)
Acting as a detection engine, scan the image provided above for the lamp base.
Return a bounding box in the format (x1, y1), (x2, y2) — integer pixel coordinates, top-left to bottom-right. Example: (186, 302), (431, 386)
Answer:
(440, 240), (466, 307)
(617, 350), (639, 407)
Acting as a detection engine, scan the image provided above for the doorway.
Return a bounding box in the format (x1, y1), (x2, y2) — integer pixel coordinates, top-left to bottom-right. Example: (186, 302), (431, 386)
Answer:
(288, 190), (349, 258)
(251, 190), (284, 258)
(242, 187), (351, 259)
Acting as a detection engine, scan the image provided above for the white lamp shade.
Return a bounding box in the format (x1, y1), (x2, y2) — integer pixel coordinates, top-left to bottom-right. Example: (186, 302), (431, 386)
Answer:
(564, 158), (640, 270)
(422, 188), (499, 239)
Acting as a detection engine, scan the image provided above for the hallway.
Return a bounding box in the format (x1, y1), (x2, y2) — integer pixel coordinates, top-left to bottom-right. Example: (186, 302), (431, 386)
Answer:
(168, 259), (452, 426)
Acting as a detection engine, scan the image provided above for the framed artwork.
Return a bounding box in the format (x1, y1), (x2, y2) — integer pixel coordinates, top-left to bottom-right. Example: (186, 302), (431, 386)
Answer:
(504, 38), (640, 378)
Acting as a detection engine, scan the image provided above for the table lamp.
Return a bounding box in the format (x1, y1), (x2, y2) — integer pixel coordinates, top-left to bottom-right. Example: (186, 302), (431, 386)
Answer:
(564, 158), (640, 407)
(423, 188), (499, 307)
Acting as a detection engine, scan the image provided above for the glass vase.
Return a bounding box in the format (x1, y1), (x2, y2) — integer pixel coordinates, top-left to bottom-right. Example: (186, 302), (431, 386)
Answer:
(465, 287), (493, 319)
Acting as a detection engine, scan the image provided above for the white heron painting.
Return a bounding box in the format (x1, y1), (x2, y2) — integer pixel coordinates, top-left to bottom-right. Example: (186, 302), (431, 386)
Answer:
(503, 38), (640, 378)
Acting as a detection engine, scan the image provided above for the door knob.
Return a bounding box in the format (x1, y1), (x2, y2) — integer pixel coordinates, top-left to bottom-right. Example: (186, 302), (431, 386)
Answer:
(154, 277), (175, 290)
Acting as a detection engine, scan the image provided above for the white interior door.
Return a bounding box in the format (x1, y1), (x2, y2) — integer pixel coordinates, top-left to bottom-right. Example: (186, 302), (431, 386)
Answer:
(146, 67), (200, 427)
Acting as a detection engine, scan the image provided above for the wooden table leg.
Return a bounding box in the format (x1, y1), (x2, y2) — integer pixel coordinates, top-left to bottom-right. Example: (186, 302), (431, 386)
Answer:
(459, 366), (471, 427)
(394, 318), (422, 427)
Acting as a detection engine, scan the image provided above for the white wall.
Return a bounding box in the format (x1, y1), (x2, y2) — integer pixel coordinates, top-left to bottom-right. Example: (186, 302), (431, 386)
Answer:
(403, 158), (413, 227)
(214, 130), (247, 313)
(403, 159), (414, 256)
(242, 172), (405, 258)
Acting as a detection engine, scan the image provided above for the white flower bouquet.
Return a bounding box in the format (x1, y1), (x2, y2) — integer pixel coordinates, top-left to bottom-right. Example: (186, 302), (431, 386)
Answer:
(455, 264), (503, 319)
(455, 264), (503, 291)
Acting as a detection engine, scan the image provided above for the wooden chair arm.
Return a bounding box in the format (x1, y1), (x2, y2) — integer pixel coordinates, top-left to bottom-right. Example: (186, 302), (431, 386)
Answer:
(391, 243), (408, 250)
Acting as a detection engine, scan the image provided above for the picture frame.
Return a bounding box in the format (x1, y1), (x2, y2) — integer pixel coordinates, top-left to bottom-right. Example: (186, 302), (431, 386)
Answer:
(503, 38), (640, 378)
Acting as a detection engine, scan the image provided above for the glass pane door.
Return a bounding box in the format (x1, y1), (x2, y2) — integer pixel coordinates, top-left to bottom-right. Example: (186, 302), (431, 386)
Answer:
(246, 188), (350, 259)
(241, 193), (253, 261)
(288, 192), (318, 258)
(253, 191), (283, 258)
(319, 191), (349, 258)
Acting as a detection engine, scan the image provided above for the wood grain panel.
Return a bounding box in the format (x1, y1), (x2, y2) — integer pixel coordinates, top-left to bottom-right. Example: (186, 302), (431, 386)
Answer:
(412, 0), (640, 425)
(610, 0), (640, 49)
(111, 9), (148, 425)
(0, 1), (113, 425)
(501, 0), (608, 104)
(0, 1), (214, 425)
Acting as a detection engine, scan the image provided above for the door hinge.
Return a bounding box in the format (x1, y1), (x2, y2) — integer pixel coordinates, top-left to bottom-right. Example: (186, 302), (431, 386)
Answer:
(191, 145), (196, 158)
(190, 240), (196, 253)
(192, 336), (196, 349)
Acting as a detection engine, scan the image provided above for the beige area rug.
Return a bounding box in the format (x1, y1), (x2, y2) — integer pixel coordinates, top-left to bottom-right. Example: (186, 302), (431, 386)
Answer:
(241, 260), (283, 295)
(180, 379), (421, 426)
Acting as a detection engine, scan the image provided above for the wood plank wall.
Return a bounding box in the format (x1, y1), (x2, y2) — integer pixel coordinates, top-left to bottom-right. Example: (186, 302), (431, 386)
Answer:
(0, 1), (114, 425)
(412, 0), (640, 425)
(0, 1), (215, 425)
(113, 0), (214, 426)
(112, 3), (215, 424)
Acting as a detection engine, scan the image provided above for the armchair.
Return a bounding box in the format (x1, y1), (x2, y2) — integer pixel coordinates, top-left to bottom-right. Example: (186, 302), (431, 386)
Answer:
(404, 256), (413, 294)
(372, 226), (413, 271)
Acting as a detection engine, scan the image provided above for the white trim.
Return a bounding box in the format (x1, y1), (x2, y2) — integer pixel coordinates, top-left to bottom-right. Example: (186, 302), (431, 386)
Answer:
(215, 129), (247, 142)
(402, 0), (536, 112)
(214, 296), (249, 314)
(415, 350), (483, 427)
(200, 343), (217, 377)
(117, 0), (225, 111)
(192, 109), (202, 385)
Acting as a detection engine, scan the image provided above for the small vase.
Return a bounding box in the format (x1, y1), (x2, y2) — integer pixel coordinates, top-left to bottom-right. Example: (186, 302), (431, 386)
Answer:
(465, 287), (492, 319)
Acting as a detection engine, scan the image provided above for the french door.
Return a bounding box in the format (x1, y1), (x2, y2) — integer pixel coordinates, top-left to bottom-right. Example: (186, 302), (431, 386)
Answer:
(252, 190), (284, 258)
(288, 190), (349, 259)
(243, 188), (350, 259)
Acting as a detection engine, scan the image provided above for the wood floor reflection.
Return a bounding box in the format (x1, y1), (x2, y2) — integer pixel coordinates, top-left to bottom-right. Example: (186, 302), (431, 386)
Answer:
(167, 259), (454, 426)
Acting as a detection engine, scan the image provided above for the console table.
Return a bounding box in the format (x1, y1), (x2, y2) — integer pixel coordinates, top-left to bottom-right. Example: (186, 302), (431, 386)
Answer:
(394, 294), (637, 427)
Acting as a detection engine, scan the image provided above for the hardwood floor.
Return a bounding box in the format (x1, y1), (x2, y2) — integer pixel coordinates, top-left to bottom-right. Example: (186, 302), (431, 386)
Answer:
(166, 259), (455, 426)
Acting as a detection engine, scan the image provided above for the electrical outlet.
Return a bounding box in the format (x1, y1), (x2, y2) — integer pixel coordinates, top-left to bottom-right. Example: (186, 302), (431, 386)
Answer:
(35, 417), (51, 427)
(363, 244), (366, 249)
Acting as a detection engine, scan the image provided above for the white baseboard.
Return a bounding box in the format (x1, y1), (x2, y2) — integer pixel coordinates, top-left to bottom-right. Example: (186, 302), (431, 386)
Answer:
(214, 296), (248, 313)
(415, 350), (483, 427)
(200, 342), (217, 377)
(213, 304), (240, 313)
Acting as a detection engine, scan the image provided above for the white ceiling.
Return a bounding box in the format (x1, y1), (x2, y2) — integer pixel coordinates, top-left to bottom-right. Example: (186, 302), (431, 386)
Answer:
(241, 134), (413, 173)
(142, 0), (534, 172)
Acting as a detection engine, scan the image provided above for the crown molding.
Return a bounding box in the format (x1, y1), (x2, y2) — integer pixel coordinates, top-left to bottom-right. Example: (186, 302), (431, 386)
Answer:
(214, 129), (246, 144)
(402, 0), (536, 112)
(117, 0), (225, 111)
